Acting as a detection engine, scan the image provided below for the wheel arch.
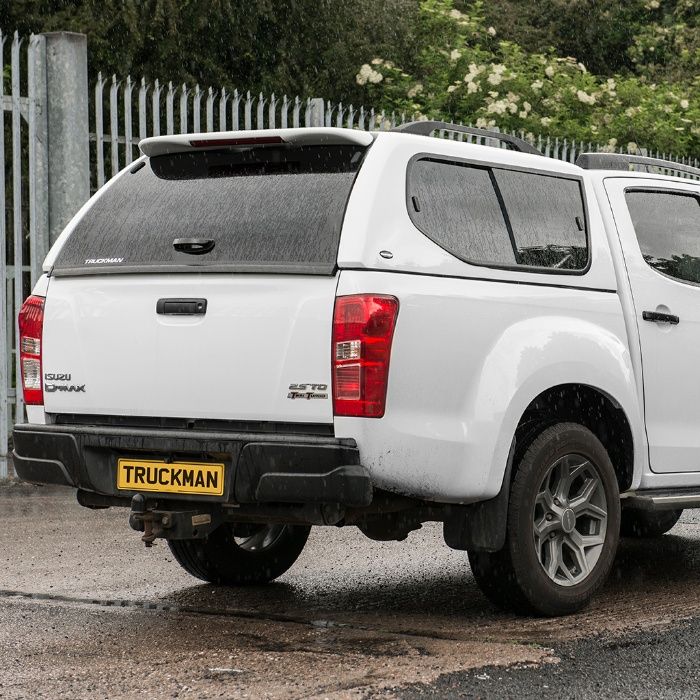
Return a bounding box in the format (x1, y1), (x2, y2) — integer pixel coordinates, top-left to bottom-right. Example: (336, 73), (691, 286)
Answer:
(446, 382), (638, 553)
(513, 383), (635, 494)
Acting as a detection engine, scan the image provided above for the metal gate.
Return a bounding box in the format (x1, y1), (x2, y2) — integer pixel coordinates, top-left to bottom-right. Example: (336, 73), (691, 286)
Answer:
(1, 31), (50, 477)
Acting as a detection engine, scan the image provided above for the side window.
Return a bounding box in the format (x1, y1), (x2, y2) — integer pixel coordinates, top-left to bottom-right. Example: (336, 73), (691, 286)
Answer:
(408, 157), (589, 272)
(625, 190), (700, 285)
(409, 159), (516, 266)
(493, 169), (588, 270)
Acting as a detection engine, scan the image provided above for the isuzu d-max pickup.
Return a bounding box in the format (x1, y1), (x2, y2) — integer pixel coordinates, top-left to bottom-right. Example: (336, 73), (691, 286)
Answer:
(13, 122), (700, 616)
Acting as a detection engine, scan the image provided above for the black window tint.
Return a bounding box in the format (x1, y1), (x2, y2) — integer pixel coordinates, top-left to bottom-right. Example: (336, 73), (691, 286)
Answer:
(409, 159), (516, 266)
(493, 169), (588, 270)
(53, 144), (366, 276)
(408, 157), (588, 272)
(625, 190), (700, 284)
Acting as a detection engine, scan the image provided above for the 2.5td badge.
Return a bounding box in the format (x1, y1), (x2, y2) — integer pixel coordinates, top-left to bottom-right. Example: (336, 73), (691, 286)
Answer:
(287, 383), (328, 400)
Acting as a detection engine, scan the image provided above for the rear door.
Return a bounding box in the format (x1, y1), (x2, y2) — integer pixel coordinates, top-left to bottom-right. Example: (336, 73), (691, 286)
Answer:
(606, 177), (700, 472)
(41, 140), (369, 424)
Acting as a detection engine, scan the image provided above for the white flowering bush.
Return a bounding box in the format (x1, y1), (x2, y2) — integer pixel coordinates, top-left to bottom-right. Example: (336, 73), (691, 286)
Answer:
(356, 62), (384, 85)
(354, 0), (699, 155)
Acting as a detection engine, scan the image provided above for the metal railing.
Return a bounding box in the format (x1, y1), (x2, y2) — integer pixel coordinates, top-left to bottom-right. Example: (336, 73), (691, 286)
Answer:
(91, 71), (700, 189)
(1, 31), (50, 477)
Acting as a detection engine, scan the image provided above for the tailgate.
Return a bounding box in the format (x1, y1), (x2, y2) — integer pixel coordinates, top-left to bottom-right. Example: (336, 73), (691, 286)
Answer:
(42, 274), (337, 423)
(40, 138), (369, 424)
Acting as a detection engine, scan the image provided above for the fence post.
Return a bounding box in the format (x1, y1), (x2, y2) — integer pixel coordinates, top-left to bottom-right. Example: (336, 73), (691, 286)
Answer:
(0, 32), (7, 477)
(307, 97), (324, 127)
(28, 34), (49, 286)
(43, 32), (90, 245)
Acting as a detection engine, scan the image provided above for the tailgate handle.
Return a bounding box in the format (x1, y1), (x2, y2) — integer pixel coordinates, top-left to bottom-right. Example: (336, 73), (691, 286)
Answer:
(156, 298), (207, 315)
(173, 238), (215, 255)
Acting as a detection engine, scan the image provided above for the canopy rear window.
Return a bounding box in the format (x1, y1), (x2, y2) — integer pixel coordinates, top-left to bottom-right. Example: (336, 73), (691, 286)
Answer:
(51, 144), (368, 276)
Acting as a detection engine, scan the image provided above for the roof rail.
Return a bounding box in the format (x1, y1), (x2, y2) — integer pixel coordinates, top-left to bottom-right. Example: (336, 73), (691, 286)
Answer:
(576, 153), (700, 180)
(392, 120), (542, 156)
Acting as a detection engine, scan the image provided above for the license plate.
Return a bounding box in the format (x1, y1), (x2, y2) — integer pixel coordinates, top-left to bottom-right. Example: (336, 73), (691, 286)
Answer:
(116, 459), (225, 496)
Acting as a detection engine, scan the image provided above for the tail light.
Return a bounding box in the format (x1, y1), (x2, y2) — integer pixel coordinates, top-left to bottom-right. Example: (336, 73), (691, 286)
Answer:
(18, 295), (45, 405)
(332, 294), (399, 418)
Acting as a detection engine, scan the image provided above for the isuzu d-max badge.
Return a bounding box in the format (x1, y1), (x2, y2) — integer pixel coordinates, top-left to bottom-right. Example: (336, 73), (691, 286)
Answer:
(44, 372), (85, 393)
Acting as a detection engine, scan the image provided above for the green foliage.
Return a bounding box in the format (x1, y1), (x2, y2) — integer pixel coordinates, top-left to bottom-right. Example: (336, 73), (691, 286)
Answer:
(355, 0), (699, 155)
(0, 0), (418, 103)
(471, 0), (700, 82)
(472, 0), (649, 76)
(627, 0), (700, 81)
(2, 0), (698, 154)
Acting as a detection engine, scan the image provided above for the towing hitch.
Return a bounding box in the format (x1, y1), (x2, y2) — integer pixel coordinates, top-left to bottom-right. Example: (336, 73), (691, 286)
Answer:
(128, 494), (222, 546)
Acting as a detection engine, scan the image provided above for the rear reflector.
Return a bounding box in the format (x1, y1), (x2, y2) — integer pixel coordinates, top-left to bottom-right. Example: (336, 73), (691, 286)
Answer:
(18, 295), (45, 405)
(332, 295), (399, 418)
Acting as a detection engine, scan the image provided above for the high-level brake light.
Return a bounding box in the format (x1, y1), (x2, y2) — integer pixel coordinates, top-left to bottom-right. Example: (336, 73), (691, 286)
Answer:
(18, 295), (45, 405)
(332, 294), (399, 418)
(189, 136), (285, 147)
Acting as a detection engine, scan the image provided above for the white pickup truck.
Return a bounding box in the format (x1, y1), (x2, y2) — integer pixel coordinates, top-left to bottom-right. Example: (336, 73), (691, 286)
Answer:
(13, 122), (700, 616)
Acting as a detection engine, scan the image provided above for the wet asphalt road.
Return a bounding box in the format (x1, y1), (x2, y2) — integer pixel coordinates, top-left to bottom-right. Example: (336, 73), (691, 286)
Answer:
(2, 484), (700, 698)
(396, 619), (700, 699)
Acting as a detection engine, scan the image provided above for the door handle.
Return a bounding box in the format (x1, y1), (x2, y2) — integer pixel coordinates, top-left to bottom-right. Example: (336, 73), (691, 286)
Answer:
(156, 298), (207, 315)
(173, 238), (215, 255)
(642, 310), (680, 325)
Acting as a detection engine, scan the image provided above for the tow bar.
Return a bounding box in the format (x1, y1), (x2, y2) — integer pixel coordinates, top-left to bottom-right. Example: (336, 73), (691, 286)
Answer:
(128, 494), (221, 546)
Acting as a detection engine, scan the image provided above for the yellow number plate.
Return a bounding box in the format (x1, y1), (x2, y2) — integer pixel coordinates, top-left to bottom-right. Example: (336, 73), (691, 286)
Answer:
(117, 459), (225, 496)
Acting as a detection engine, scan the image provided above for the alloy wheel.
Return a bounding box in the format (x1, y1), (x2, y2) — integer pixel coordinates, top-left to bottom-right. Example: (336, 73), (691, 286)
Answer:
(533, 454), (608, 587)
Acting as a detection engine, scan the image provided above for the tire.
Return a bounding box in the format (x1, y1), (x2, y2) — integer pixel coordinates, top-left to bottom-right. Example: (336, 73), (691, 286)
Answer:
(168, 523), (310, 585)
(621, 508), (682, 538)
(468, 423), (621, 617)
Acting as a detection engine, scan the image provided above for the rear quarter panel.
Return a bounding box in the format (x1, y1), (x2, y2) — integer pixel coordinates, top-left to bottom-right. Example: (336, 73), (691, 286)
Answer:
(335, 270), (643, 502)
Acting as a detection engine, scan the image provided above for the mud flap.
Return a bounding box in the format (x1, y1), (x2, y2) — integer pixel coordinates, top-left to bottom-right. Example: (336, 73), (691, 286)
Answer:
(443, 439), (515, 553)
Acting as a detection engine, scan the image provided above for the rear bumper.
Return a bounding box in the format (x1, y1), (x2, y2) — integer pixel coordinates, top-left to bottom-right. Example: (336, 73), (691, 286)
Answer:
(12, 422), (372, 508)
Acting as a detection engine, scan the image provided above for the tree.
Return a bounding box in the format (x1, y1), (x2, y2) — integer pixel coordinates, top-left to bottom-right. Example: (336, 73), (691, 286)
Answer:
(0, 0), (419, 104)
(627, 0), (700, 82)
(469, 0), (647, 75)
(353, 0), (699, 155)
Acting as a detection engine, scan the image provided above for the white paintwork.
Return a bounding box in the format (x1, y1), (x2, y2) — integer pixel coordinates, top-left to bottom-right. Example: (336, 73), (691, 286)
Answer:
(602, 176), (700, 473)
(31, 127), (700, 504)
(32, 273), (50, 297)
(42, 275), (337, 423)
(25, 405), (47, 424)
(334, 270), (644, 502)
